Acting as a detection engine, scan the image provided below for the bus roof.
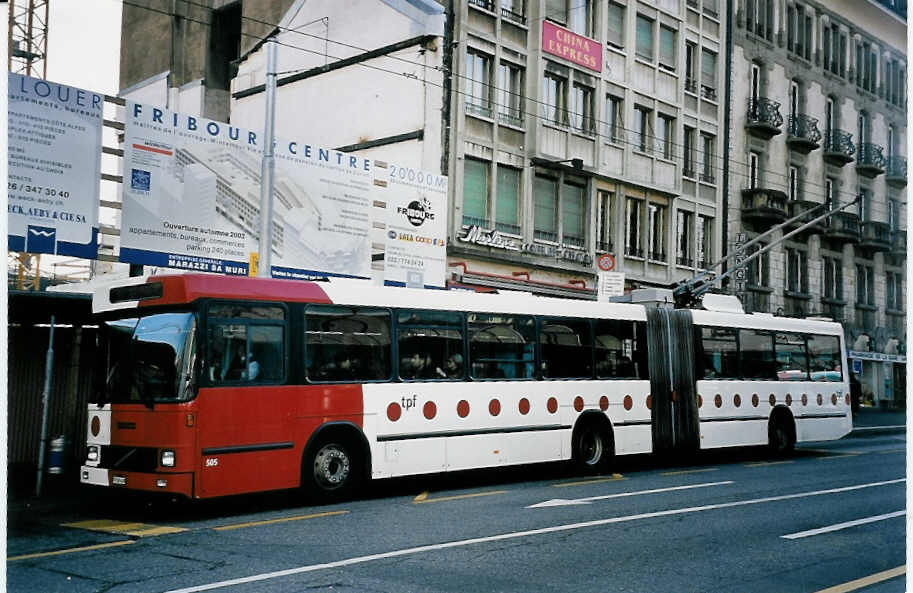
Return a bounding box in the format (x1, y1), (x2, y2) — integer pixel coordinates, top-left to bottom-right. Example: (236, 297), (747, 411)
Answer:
(92, 274), (844, 335)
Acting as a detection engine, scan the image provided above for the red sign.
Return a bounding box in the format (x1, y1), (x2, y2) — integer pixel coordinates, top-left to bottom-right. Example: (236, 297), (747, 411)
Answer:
(542, 20), (602, 72)
(597, 253), (615, 271)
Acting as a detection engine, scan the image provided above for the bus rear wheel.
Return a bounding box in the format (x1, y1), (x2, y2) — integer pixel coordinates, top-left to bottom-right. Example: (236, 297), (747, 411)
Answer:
(768, 415), (795, 457)
(304, 438), (362, 500)
(573, 421), (614, 474)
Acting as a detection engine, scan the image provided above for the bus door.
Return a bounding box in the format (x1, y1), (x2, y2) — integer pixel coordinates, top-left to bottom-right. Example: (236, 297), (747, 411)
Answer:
(645, 308), (700, 455)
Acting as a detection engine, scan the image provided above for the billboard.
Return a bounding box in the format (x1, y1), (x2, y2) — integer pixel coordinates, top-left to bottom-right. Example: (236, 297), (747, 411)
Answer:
(7, 73), (103, 258)
(120, 101), (374, 278)
(381, 162), (448, 289)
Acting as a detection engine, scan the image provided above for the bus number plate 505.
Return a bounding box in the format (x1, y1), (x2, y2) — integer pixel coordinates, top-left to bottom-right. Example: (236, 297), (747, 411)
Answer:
(205, 458), (219, 467)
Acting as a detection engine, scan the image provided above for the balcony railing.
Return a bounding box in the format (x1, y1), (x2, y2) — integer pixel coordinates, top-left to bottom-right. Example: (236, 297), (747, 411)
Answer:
(648, 251), (667, 262)
(500, 7), (526, 25)
(700, 172), (716, 184)
(534, 230), (558, 243)
(625, 246), (645, 258)
(685, 78), (698, 94)
(824, 211), (861, 244)
(563, 235), (585, 249)
(701, 85), (718, 101)
(497, 110), (524, 127)
(859, 221), (891, 252)
(462, 216), (491, 229)
(886, 156), (907, 188)
(596, 240), (614, 253)
(745, 97), (783, 139)
(468, 0), (494, 11)
(785, 200), (826, 234)
(495, 222), (521, 235)
(741, 187), (788, 223)
(856, 143), (886, 177)
(822, 129), (855, 166)
(677, 255), (694, 267)
(465, 101), (493, 119)
(786, 115), (821, 153)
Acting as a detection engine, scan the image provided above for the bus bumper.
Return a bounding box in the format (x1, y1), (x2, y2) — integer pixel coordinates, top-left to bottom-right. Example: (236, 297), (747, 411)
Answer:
(80, 465), (193, 498)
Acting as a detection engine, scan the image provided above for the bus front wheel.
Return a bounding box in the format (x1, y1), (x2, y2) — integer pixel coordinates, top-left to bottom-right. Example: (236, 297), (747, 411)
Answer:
(304, 438), (362, 500)
(768, 413), (795, 456)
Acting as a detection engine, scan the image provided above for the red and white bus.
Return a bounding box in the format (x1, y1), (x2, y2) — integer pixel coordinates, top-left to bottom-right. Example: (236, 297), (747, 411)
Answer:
(81, 274), (851, 499)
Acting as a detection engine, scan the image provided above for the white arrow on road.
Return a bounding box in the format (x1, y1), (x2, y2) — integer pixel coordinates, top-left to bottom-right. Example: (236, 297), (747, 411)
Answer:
(527, 480), (735, 508)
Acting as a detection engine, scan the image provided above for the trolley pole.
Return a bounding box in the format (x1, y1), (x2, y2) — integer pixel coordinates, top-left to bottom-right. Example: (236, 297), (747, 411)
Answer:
(35, 315), (55, 497)
(257, 37), (278, 278)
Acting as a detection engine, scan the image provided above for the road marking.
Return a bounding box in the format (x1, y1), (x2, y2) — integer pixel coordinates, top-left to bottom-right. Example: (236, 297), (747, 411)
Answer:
(853, 425), (905, 432)
(816, 454), (860, 460)
(213, 510), (349, 531)
(811, 565), (905, 593)
(872, 448), (906, 455)
(661, 468), (719, 476)
(163, 477), (905, 593)
(782, 510), (906, 540)
(413, 490), (507, 504)
(529, 481), (733, 508)
(8, 540), (135, 562)
(63, 519), (186, 537)
(413, 491), (429, 502)
(745, 460), (795, 467)
(552, 474), (624, 488)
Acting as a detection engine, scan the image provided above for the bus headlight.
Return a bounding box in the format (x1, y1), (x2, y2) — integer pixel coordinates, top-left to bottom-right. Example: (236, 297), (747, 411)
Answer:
(160, 449), (176, 467)
(87, 445), (99, 462)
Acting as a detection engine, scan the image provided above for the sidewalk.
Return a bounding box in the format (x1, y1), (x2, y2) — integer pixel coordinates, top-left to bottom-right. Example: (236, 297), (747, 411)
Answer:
(850, 405), (907, 436)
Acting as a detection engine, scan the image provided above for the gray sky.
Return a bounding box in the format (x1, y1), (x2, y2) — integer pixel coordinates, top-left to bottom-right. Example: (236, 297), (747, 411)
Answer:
(47, 0), (121, 94)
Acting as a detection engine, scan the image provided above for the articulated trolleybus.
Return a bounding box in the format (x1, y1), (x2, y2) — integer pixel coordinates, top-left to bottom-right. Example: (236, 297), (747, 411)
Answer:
(81, 274), (851, 500)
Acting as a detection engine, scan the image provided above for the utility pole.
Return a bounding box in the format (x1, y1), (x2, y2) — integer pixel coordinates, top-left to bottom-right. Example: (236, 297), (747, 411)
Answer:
(257, 37), (278, 278)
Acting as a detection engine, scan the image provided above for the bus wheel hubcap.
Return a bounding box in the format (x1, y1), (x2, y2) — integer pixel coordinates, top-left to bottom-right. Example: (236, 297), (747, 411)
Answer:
(581, 431), (602, 465)
(314, 445), (350, 488)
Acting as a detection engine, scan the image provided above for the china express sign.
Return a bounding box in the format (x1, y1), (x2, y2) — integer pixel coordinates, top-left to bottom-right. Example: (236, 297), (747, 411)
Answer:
(542, 21), (602, 72)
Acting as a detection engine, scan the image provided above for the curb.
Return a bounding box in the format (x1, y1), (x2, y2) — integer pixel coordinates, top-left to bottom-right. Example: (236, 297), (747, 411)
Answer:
(849, 425), (906, 437)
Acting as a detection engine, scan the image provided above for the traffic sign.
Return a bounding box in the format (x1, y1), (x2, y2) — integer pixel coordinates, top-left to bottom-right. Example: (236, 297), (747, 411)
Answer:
(596, 253), (615, 272)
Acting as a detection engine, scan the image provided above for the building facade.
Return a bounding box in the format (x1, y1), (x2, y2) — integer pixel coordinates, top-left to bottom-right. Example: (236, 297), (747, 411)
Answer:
(448, 0), (726, 297)
(729, 0), (907, 405)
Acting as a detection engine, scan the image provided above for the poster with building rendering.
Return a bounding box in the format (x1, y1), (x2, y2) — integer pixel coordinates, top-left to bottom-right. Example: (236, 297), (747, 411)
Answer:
(120, 101), (374, 278)
(7, 73), (103, 258)
(380, 162), (448, 289)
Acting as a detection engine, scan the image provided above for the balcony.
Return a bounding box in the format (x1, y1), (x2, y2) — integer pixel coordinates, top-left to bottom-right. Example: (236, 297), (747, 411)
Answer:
(859, 221), (892, 252)
(886, 156), (907, 188)
(745, 97), (783, 140)
(824, 212), (861, 244)
(741, 188), (788, 224)
(891, 229), (907, 257)
(500, 6), (526, 25)
(822, 129), (855, 166)
(785, 200), (826, 234)
(856, 143), (886, 178)
(786, 115), (821, 153)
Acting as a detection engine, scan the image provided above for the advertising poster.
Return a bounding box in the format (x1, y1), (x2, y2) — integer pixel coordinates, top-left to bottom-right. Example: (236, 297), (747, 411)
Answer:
(120, 101), (374, 278)
(8, 73), (103, 258)
(381, 162), (448, 289)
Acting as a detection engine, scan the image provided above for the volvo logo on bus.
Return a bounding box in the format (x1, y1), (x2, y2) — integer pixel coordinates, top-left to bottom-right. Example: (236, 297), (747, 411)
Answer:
(398, 198), (435, 227)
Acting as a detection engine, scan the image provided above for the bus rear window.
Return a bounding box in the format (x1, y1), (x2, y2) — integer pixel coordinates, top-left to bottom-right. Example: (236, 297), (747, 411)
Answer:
(305, 306), (392, 382)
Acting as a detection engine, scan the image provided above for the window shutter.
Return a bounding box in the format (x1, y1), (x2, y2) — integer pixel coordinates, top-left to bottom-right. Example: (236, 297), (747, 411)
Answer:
(496, 167), (519, 228)
(462, 159), (489, 223)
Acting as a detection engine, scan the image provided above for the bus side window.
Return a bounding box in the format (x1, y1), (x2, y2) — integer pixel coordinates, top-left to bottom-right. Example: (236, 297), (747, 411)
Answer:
(594, 320), (637, 379)
(541, 318), (592, 379)
(739, 329), (776, 380)
(701, 326), (738, 379)
(397, 310), (464, 381)
(774, 332), (809, 381)
(207, 303), (286, 384)
(468, 314), (535, 380)
(807, 334), (842, 381)
(305, 306), (392, 382)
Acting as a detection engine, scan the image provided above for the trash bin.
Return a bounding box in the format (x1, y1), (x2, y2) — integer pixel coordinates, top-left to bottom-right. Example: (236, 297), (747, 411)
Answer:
(47, 435), (67, 475)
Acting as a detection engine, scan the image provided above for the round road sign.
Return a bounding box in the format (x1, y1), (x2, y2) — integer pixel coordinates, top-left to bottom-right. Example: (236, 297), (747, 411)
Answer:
(596, 253), (615, 271)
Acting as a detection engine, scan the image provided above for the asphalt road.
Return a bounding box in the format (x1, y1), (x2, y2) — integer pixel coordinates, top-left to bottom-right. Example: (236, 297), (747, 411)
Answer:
(7, 433), (906, 593)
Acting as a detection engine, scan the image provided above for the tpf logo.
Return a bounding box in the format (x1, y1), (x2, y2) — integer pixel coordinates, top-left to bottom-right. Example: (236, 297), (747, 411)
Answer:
(397, 198), (435, 227)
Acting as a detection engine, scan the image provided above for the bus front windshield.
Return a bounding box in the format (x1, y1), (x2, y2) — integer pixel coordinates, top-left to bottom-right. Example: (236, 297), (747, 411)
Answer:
(96, 312), (198, 405)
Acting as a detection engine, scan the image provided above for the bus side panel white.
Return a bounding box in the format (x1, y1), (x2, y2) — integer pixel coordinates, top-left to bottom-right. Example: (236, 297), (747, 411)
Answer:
(614, 425), (652, 455)
(444, 432), (567, 473)
(382, 438), (447, 478)
(796, 416), (851, 442)
(699, 420), (768, 449)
